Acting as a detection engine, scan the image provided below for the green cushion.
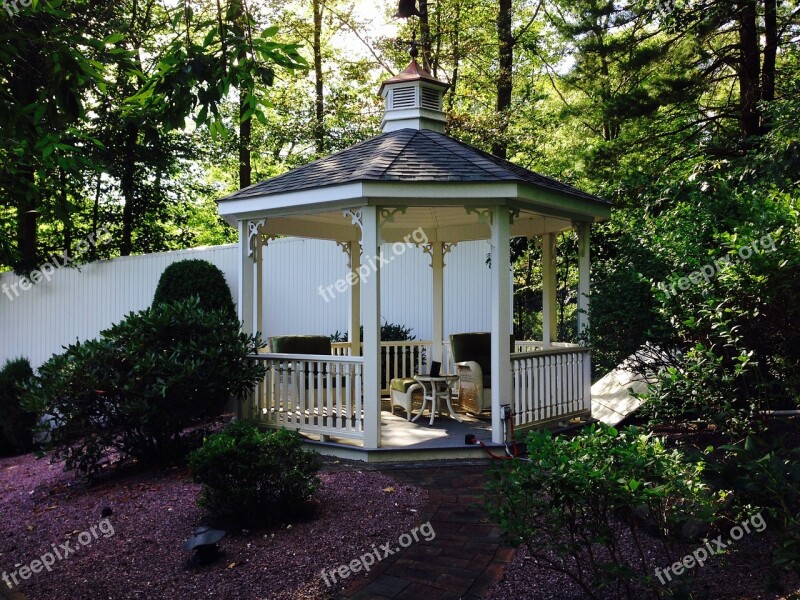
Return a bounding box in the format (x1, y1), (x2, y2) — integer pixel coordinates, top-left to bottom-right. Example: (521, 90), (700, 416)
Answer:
(449, 333), (515, 382)
(391, 378), (418, 393)
(269, 335), (331, 355)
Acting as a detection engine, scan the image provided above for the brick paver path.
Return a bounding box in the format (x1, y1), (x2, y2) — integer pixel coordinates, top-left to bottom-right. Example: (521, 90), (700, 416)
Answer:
(336, 462), (515, 600)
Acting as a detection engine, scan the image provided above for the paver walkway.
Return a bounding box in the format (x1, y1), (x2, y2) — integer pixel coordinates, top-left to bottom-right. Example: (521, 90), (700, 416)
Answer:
(336, 462), (515, 600)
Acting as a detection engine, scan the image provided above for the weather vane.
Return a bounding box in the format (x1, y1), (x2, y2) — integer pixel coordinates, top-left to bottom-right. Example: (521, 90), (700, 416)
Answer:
(394, 1), (422, 61)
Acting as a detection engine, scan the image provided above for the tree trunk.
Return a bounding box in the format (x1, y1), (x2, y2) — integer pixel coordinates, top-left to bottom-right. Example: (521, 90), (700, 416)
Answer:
(737, 0), (761, 139)
(419, 0), (433, 72)
(17, 173), (37, 271)
(58, 167), (72, 258)
(762, 0), (777, 105)
(313, 0), (325, 155)
(120, 124), (138, 256)
(239, 90), (252, 189)
(492, 0), (513, 159)
(9, 56), (39, 270)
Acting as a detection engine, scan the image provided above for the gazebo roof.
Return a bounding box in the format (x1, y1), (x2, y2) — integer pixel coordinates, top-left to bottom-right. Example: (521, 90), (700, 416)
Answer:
(220, 128), (607, 206)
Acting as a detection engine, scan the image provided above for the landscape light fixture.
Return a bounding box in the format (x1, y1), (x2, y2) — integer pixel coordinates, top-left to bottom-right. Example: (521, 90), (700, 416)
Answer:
(182, 526), (226, 565)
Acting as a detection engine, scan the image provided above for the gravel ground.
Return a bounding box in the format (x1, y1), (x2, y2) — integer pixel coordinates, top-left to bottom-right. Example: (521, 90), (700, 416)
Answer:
(0, 453), (427, 599)
(487, 418), (800, 600)
(487, 528), (800, 600)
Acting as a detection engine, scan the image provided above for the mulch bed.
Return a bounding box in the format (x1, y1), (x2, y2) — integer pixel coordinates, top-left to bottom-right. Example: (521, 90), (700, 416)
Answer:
(487, 416), (800, 599)
(0, 453), (427, 599)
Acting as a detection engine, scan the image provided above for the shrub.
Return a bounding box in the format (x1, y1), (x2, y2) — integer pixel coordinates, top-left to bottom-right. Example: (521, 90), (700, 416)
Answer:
(188, 421), (321, 528)
(152, 259), (236, 321)
(0, 357), (35, 456)
(706, 432), (800, 576)
(486, 425), (721, 599)
(24, 298), (265, 476)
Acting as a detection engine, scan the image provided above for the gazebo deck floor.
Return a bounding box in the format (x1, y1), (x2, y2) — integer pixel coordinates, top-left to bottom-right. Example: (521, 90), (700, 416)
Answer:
(379, 409), (493, 449)
(293, 399), (513, 461)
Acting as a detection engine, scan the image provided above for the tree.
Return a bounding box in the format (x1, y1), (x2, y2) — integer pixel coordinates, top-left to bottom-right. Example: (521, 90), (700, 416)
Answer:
(128, 0), (308, 191)
(0, 2), (126, 270)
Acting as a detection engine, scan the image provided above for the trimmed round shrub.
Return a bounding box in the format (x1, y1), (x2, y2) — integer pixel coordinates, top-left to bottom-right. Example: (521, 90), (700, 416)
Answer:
(0, 357), (35, 456)
(24, 298), (265, 476)
(188, 421), (321, 528)
(152, 259), (236, 321)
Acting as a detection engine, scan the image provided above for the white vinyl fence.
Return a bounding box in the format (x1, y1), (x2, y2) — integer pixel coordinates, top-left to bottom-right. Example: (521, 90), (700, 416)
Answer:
(0, 239), (496, 369)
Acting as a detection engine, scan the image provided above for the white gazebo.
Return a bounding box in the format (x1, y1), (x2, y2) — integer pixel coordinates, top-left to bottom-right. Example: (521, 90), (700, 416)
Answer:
(217, 59), (611, 457)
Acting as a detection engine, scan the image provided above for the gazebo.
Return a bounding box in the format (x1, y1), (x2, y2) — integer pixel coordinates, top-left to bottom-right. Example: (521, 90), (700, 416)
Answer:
(217, 59), (611, 456)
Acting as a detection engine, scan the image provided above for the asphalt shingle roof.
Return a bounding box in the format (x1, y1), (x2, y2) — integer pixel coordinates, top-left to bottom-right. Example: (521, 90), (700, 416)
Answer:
(220, 129), (607, 205)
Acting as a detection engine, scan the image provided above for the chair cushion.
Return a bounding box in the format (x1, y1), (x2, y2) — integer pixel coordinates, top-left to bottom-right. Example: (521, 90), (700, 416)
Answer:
(269, 335), (331, 355)
(450, 333), (515, 377)
(391, 378), (418, 393)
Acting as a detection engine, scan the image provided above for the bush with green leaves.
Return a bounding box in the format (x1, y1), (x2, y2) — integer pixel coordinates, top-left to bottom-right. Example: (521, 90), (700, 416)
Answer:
(24, 298), (265, 476)
(152, 259), (236, 321)
(706, 432), (800, 576)
(486, 425), (722, 599)
(188, 421), (321, 528)
(0, 357), (35, 456)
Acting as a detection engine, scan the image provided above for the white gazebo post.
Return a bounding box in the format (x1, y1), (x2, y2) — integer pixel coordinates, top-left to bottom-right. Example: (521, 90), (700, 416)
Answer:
(576, 222), (591, 338)
(490, 207), (512, 444)
(542, 232), (557, 348)
(356, 206), (382, 448)
(348, 242), (361, 356)
(430, 242), (445, 363)
(238, 220), (260, 336)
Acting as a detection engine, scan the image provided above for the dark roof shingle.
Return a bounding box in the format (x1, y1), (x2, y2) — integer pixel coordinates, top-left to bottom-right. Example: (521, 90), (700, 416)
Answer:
(220, 129), (607, 204)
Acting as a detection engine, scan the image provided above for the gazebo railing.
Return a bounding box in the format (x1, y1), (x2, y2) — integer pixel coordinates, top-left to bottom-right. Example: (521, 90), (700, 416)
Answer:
(331, 341), (457, 394)
(246, 353), (365, 441)
(244, 342), (590, 444)
(510, 346), (591, 427)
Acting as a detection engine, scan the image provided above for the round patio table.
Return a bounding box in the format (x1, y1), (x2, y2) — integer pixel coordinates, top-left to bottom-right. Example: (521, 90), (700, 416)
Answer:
(411, 374), (462, 425)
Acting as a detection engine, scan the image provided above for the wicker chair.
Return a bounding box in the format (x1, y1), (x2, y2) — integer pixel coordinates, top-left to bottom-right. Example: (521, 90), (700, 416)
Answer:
(449, 333), (514, 415)
(389, 378), (423, 420)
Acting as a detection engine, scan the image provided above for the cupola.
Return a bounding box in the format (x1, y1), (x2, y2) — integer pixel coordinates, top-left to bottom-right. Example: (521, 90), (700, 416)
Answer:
(379, 59), (450, 133)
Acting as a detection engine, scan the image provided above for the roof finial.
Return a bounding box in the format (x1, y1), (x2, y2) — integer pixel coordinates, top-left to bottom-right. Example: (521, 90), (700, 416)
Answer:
(408, 31), (419, 60)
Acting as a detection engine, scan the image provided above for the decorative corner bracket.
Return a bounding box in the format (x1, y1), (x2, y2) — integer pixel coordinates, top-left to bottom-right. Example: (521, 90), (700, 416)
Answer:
(573, 220), (591, 258)
(509, 208), (521, 225)
(343, 208), (363, 231)
(379, 207), (407, 225)
(422, 242), (458, 268)
(337, 241), (362, 269)
(465, 207), (492, 225)
(247, 220), (266, 257)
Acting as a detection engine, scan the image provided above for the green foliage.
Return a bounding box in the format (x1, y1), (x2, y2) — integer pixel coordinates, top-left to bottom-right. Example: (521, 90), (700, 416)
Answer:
(0, 358), (36, 456)
(706, 432), (800, 575)
(330, 322), (422, 385)
(630, 172), (800, 434)
(329, 322), (416, 344)
(129, 4), (307, 136)
(152, 259), (236, 321)
(24, 298), (265, 476)
(486, 425), (721, 599)
(188, 421), (320, 528)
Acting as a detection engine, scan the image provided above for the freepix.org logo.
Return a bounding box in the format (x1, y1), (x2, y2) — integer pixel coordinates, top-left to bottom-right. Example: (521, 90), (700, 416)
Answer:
(2, 0), (33, 18)
(2, 226), (112, 303)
